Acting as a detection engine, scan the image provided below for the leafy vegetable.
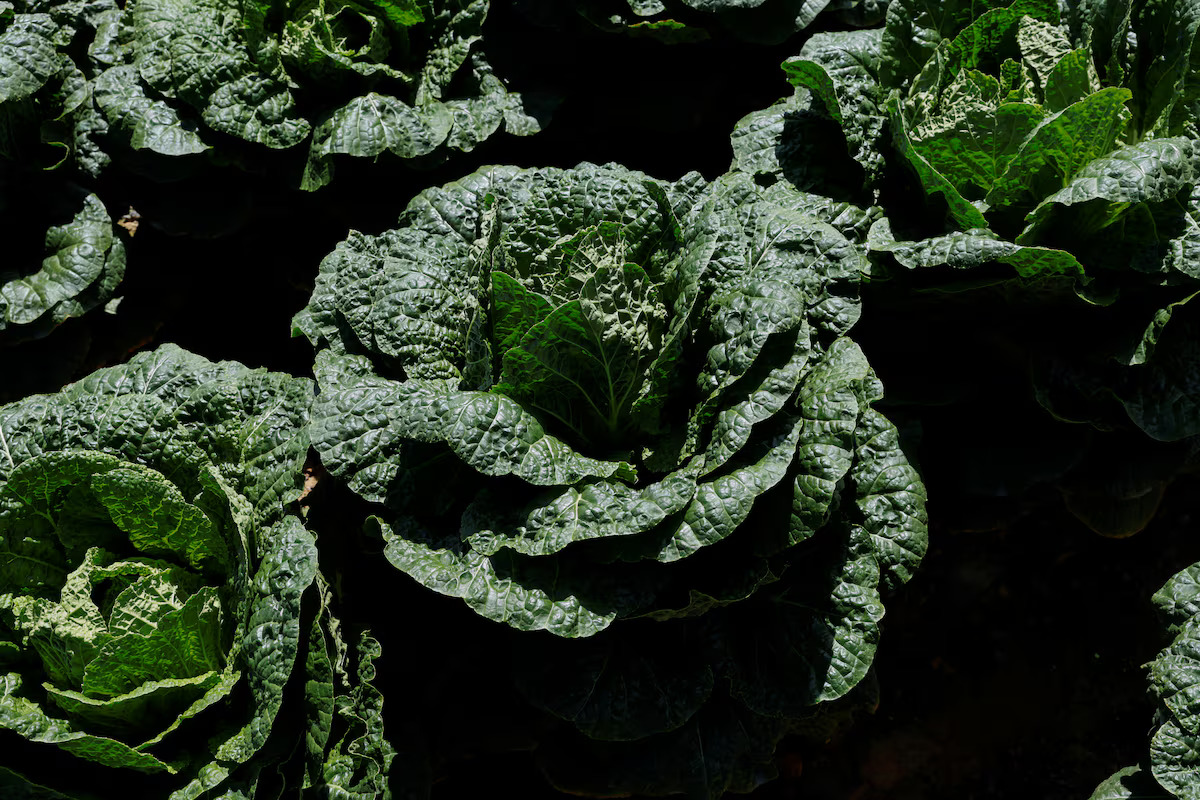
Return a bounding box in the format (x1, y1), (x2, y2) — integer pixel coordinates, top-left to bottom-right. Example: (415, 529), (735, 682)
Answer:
(0, 0), (540, 191)
(295, 161), (926, 795)
(1089, 559), (1200, 799)
(0, 180), (125, 344)
(729, 0), (1200, 535)
(0, 345), (393, 798)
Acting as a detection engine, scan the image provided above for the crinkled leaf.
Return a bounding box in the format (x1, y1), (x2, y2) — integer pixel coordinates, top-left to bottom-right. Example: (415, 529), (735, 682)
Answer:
(0, 673), (171, 772)
(92, 65), (208, 156)
(302, 94), (453, 191)
(129, 0), (309, 148)
(1152, 716), (1200, 800)
(1087, 766), (1171, 800)
(310, 351), (634, 502)
(0, 14), (60, 104)
(1156, 561), (1200, 632)
(725, 525), (882, 715)
(462, 469), (698, 558)
(1, 194), (124, 331)
(782, 29), (886, 182)
(656, 416), (805, 563)
(985, 87), (1133, 212)
(852, 408), (928, 590)
(789, 338), (872, 549)
(1019, 138), (1198, 244)
(868, 217), (1085, 279)
(377, 516), (658, 638)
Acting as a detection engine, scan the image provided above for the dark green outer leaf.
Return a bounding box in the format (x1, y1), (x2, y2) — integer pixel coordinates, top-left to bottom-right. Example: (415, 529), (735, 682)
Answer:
(852, 408), (928, 590)
(1116, 310), (1200, 441)
(783, 29), (886, 184)
(302, 94), (453, 191)
(1150, 616), (1200, 734)
(461, 468), (698, 558)
(309, 351), (633, 501)
(1156, 562), (1200, 631)
(0, 13), (60, 104)
(376, 515), (660, 638)
(0, 345), (312, 540)
(654, 416), (806, 563)
(293, 226), (478, 381)
(0, 194), (125, 333)
(1087, 765), (1171, 800)
(92, 66), (208, 157)
(789, 338), (873, 549)
(724, 524), (883, 716)
(1152, 716), (1200, 800)
(1019, 138), (1198, 244)
(129, 0), (310, 149)
(867, 217), (1085, 279)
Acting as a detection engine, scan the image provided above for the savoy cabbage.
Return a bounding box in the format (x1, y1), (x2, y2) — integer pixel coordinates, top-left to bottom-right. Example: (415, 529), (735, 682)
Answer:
(0, 0), (540, 191)
(294, 161), (927, 795)
(728, 0), (1200, 535)
(0, 345), (393, 798)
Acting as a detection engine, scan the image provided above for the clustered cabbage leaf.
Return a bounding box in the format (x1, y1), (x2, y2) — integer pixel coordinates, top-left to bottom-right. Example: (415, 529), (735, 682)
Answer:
(294, 161), (927, 795)
(727, 0), (1200, 536)
(781, 0), (1200, 441)
(0, 345), (393, 799)
(1089, 559), (1200, 800)
(0, 0), (540, 191)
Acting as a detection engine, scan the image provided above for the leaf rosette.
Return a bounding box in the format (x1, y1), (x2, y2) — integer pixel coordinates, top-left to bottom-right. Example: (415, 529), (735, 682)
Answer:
(730, 0), (1200, 535)
(0, 345), (392, 798)
(296, 162), (927, 794)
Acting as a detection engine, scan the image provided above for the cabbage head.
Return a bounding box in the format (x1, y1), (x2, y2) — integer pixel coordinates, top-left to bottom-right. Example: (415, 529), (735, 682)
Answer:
(0, 345), (391, 798)
(295, 162), (927, 794)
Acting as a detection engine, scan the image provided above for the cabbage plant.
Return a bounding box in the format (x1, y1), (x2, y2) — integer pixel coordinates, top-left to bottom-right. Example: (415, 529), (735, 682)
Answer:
(729, 0), (1200, 534)
(0, 0), (540, 191)
(295, 161), (927, 795)
(0, 345), (392, 798)
(1090, 559), (1200, 800)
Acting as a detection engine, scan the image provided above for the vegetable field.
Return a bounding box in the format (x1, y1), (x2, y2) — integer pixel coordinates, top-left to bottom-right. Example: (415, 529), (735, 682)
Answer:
(3, 1), (1200, 798)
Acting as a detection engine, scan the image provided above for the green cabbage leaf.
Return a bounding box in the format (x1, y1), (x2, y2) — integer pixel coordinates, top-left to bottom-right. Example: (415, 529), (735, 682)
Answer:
(0, 345), (393, 798)
(295, 161), (926, 796)
(1089, 560), (1200, 800)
